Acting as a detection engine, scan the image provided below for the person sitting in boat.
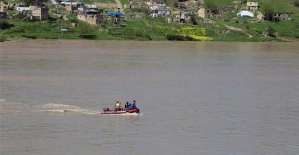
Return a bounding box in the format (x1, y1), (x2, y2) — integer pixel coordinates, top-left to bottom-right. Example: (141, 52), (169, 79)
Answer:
(113, 101), (122, 111)
(127, 100), (137, 110)
(124, 101), (131, 110)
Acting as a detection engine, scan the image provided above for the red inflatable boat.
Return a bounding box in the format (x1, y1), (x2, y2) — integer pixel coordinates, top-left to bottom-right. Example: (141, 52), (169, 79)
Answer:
(100, 108), (140, 114)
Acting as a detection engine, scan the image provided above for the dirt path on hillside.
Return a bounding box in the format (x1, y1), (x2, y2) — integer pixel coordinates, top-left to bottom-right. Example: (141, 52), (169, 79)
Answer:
(224, 25), (253, 38)
(224, 24), (298, 42)
(275, 34), (299, 42)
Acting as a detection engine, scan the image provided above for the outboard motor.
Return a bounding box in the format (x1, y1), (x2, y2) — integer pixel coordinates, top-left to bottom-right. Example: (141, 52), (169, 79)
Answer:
(103, 108), (110, 111)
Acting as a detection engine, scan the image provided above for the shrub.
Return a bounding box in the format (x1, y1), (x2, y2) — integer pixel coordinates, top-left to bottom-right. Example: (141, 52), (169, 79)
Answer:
(294, 0), (299, 7)
(241, 0), (247, 4)
(76, 22), (94, 35)
(0, 20), (11, 30)
(0, 35), (6, 42)
(267, 26), (275, 37)
(132, 27), (146, 37)
(191, 16), (198, 25)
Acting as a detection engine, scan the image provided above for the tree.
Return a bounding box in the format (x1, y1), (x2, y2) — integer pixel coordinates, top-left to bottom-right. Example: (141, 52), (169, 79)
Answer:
(204, 0), (218, 13)
(261, 1), (274, 21)
(294, 0), (299, 7)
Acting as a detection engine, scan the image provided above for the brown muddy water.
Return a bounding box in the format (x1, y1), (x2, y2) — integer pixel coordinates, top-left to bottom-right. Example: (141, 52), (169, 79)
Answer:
(0, 40), (299, 155)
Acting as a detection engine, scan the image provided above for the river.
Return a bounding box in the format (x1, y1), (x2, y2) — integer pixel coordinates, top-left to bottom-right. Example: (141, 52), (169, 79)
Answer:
(0, 40), (298, 155)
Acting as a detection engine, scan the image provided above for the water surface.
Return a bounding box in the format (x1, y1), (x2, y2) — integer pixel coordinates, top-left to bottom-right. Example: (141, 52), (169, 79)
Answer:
(1, 40), (299, 155)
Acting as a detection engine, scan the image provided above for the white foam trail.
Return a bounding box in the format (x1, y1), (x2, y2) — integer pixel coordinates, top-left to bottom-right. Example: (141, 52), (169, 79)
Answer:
(38, 103), (98, 115)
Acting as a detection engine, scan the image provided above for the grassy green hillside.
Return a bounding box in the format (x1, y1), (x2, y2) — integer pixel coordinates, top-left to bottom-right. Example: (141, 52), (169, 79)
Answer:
(1, 0), (299, 42)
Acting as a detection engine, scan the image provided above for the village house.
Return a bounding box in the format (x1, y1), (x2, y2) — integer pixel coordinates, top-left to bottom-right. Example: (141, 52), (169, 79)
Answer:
(60, 1), (83, 13)
(262, 12), (293, 22)
(246, 2), (258, 11)
(237, 10), (254, 17)
(77, 5), (105, 26)
(16, 5), (49, 21)
(144, 1), (170, 17)
(167, 11), (191, 24)
(16, 6), (30, 12)
(146, 1), (166, 8)
(149, 6), (171, 17)
(29, 6), (49, 20)
(1, 2), (15, 11)
(273, 13), (293, 21)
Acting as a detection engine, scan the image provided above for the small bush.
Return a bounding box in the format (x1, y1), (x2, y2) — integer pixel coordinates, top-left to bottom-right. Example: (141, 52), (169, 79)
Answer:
(167, 34), (194, 41)
(79, 34), (97, 39)
(22, 35), (37, 39)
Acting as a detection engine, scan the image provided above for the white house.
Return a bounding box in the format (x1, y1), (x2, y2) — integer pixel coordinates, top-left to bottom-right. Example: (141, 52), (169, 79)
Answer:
(237, 10), (254, 17)
(16, 7), (30, 12)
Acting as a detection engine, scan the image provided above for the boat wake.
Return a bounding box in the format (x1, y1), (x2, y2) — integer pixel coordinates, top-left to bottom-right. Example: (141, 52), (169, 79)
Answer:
(1, 100), (141, 116)
(38, 103), (98, 115)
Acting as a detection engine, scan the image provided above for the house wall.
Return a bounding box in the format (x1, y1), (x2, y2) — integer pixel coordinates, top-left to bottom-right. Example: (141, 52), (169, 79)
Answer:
(86, 17), (97, 25)
(29, 6), (49, 20)
(150, 8), (170, 17)
(64, 4), (79, 12)
(198, 7), (211, 18)
(263, 13), (293, 21)
(157, 9), (170, 16)
(275, 13), (293, 20)
(0, 2), (4, 12)
(77, 14), (99, 26)
(77, 14), (86, 21)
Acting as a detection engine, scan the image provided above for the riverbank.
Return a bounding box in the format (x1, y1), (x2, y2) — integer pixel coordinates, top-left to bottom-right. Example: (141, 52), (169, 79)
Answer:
(2, 15), (299, 42)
